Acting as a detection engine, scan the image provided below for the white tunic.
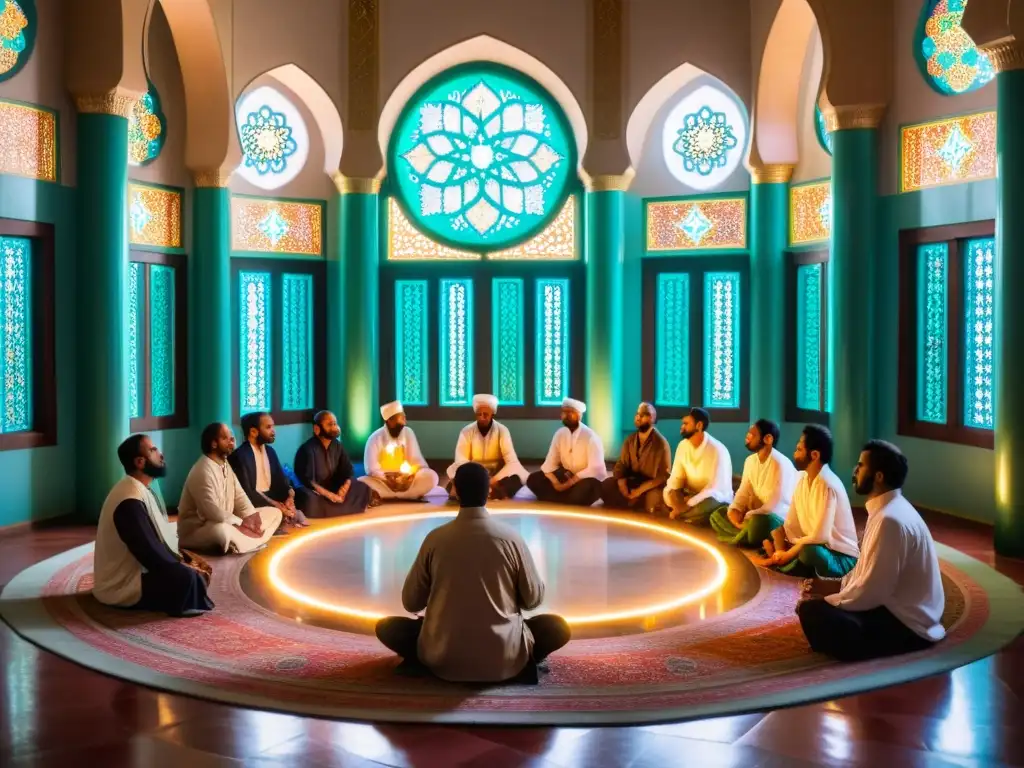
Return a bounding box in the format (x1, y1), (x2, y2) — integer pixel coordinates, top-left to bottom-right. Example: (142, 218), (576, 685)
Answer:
(784, 464), (859, 557)
(446, 420), (529, 482)
(731, 448), (797, 519)
(93, 476), (178, 607)
(666, 432), (734, 507)
(540, 423), (607, 480)
(363, 426), (429, 477)
(826, 489), (945, 641)
(254, 443), (272, 493)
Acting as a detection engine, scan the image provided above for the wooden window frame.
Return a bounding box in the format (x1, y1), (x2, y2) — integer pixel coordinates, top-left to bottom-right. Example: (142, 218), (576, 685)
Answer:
(898, 221), (995, 449)
(129, 251), (189, 431)
(641, 255), (751, 422)
(0, 218), (56, 452)
(231, 258), (327, 426)
(379, 261), (587, 421)
(785, 249), (830, 426)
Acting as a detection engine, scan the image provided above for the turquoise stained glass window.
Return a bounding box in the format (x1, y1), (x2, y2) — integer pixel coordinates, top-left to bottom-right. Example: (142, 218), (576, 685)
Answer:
(395, 280), (429, 406)
(916, 243), (949, 424)
(536, 278), (569, 407)
(704, 272), (740, 409)
(0, 236), (32, 432)
(128, 262), (142, 419)
(655, 273), (690, 407)
(492, 278), (524, 406)
(0, 0), (35, 83)
(149, 265), (175, 417)
(440, 278), (474, 407)
(389, 63), (575, 252)
(796, 263), (824, 412)
(917, 0), (993, 95)
(128, 81), (166, 167)
(964, 237), (995, 429)
(281, 273), (314, 412)
(239, 271), (271, 412)
(815, 106), (833, 156)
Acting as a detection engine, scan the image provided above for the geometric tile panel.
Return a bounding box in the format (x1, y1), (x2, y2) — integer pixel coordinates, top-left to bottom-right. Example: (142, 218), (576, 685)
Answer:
(231, 197), (323, 256)
(646, 197), (747, 252)
(900, 111), (996, 193)
(128, 183), (182, 249)
(0, 100), (57, 182)
(789, 181), (832, 246)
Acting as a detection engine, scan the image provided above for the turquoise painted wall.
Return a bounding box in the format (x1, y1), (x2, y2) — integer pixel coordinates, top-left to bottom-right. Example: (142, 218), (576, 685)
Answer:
(0, 176), (77, 527)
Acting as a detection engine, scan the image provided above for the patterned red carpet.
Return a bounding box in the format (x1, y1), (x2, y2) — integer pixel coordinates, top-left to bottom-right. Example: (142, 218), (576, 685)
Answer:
(1, 524), (1022, 726)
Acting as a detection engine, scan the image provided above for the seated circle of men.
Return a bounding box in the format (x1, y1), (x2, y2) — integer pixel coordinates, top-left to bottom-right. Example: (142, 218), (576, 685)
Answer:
(796, 440), (945, 661)
(445, 394), (529, 501)
(526, 398), (607, 506)
(94, 434), (214, 617)
(664, 407), (734, 524)
(599, 402), (671, 515)
(230, 411), (309, 528)
(754, 424), (860, 579)
(177, 423), (284, 555)
(361, 401), (440, 502)
(294, 410), (373, 517)
(709, 419), (797, 547)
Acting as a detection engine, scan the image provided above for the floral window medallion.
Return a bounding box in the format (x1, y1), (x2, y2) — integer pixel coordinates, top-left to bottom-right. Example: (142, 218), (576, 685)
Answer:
(661, 83), (748, 192)
(234, 85), (310, 191)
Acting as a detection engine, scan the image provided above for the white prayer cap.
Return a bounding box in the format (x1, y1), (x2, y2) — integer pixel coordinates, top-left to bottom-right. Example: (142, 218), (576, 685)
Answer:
(473, 393), (498, 412)
(380, 401), (404, 421)
(561, 397), (587, 414)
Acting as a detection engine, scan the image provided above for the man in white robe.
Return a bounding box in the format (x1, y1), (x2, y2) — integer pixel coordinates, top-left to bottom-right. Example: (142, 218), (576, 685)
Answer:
(360, 401), (440, 501)
(177, 423), (283, 554)
(664, 407), (734, 524)
(526, 398), (606, 506)
(446, 394), (529, 500)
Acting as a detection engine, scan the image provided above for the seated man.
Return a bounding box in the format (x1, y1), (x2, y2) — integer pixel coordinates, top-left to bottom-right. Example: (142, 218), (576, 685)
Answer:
(445, 394), (529, 501)
(177, 423), (284, 554)
(797, 440), (945, 661)
(375, 462), (571, 683)
(600, 402), (671, 514)
(526, 398), (606, 506)
(755, 424), (859, 578)
(664, 407), (734, 524)
(229, 411), (308, 528)
(295, 410), (372, 517)
(710, 419), (796, 546)
(360, 401), (439, 502)
(94, 434), (214, 617)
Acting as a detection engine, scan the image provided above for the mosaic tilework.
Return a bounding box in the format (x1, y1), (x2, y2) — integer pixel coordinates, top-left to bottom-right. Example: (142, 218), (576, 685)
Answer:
(281, 273), (314, 411)
(128, 184), (182, 249)
(239, 271), (271, 412)
(231, 197), (323, 256)
(0, 0), (31, 80)
(492, 278), (524, 406)
(0, 100), (56, 182)
(789, 181), (832, 246)
(0, 236), (31, 432)
(963, 237), (995, 430)
(388, 197), (576, 261)
(536, 278), (569, 407)
(901, 112), (996, 193)
(394, 280), (429, 406)
(703, 272), (740, 409)
(655, 273), (690, 408)
(646, 198), (746, 252)
(149, 265), (175, 417)
(795, 263), (823, 412)
(916, 243), (948, 425)
(918, 0), (993, 96)
(128, 84), (166, 167)
(439, 278), (473, 407)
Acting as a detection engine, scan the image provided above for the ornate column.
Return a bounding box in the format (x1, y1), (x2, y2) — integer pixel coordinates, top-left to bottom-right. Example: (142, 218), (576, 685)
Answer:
(585, 175), (628, 451)
(824, 105), (884, 477)
(749, 163), (793, 425)
(191, 170), (233, 428)
(74, 90), (136, 519)
(333, 176), (380, 447)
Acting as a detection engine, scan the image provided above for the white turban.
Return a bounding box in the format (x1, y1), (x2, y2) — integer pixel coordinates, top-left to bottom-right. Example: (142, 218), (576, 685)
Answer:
(561, 397), (587, 414)
(472, 393), (498, 412)
(380, 401), (404, 421)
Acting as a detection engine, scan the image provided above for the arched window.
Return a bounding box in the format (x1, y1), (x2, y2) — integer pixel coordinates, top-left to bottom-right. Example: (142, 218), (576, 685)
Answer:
(916, 0), (993, 95)
(234, 85), (310, 190)
(0, 0), (35, 83)
(815, 106), (832, 156)
(388, 62), (576, 253)
(661, 84), (748, 192)
(128, 81), (167, 167)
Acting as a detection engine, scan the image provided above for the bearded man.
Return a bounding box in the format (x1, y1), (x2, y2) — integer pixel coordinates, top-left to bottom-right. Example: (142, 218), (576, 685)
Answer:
(361, 401), (440, 502)
(445, 394), (528, 501)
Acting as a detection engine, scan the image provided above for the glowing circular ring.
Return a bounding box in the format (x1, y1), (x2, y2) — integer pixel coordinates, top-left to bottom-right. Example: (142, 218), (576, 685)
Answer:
(267, 508), (730, 626)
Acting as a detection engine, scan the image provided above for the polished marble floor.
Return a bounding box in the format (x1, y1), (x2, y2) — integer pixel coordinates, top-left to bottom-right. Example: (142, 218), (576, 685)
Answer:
(2, 510), (1024, 767)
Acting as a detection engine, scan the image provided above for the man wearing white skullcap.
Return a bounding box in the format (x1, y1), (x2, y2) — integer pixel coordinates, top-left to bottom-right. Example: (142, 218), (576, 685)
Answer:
(526, 398), (607, 506)
(446, 394), (529, 500)
(360, 401), (441, 501)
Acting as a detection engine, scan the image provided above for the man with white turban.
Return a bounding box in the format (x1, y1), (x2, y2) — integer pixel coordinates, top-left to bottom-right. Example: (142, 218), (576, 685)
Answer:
(361, 400), (440, 501)
(526, 398), (607, 506)
(446, 394), (529, 500)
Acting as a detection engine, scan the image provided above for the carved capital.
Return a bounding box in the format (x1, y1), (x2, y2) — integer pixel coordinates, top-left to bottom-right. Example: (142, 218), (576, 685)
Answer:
(822, 104), (886, 132)
(73, 88), (139, 118)
(192, 169), (232, 188)
(585, 172), (634, 192)
(750, 163), (795, 184)
(981, 39), (1024, 72)
(333, 172), (382, 194)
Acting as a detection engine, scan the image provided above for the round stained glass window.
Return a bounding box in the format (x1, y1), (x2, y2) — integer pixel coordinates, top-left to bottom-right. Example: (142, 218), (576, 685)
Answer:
(661, 84), (748, 192)
(234, 85), (310, 191)
(916, 0), (993, 95)
(0, 0), (35, 83)
(128, 81), (167, 167)
(388, 62), (576, 252)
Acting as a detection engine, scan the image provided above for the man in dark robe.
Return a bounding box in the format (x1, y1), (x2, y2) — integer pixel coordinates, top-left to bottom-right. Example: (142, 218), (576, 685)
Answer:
(230, 411), (308, 528)
(93, 434), (214, 617)
(294, 410), (373, 517)
(600, 402), (671, 514)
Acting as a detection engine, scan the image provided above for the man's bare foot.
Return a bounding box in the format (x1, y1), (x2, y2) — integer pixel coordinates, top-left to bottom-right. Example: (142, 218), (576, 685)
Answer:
(762, 539), (776, 557)
(751, 554), (775, 568)
(668, 508), (681, 520)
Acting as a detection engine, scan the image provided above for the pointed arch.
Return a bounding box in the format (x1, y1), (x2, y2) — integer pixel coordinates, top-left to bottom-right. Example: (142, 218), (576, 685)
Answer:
(378, 35), (588, 167)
